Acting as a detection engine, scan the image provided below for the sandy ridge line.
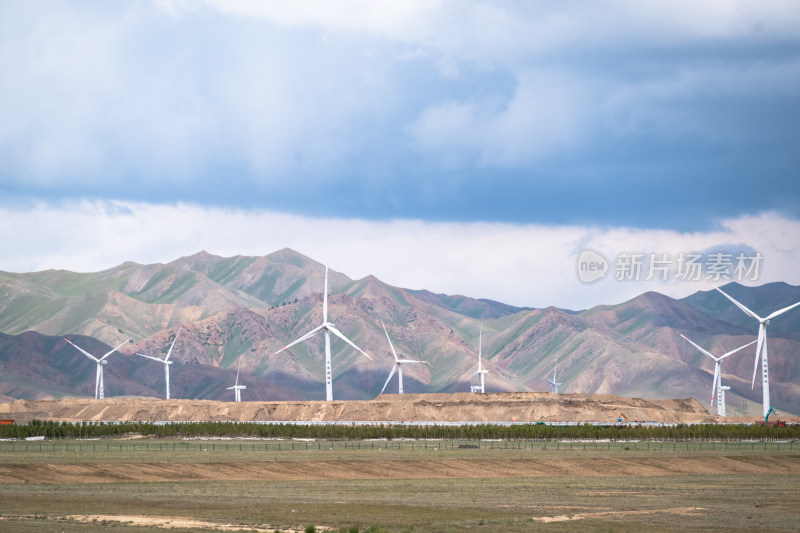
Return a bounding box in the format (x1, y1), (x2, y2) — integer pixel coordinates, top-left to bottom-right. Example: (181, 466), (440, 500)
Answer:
(1, 456), (797, 484)
(0, 392), (714, 424)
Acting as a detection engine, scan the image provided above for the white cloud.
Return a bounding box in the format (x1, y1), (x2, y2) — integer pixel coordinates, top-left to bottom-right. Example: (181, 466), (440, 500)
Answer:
(1, 201), (797, 310)
(2, 1), (799, 196)
(184, 1), (800, 55)
(198, 0), (440, 42)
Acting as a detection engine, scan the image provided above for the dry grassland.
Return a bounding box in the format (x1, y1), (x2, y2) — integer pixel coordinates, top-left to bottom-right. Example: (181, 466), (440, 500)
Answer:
(1, 439), (799, 532)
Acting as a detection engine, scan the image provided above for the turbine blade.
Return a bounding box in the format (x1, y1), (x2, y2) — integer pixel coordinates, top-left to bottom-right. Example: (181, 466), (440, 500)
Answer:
(751, 324), (765, 389)
(380, 365), (397, 395)
(327, 326), (373, 360)
(323, 265), (328, 324)
(707, 282), (762, 321)
(272, 324), (324, 356)
(164, 326), (183, 362)
(397, 359), (425, 364)
(65, 339), (99, 362)
(381, 320), (399, 361)
(719, 339), (758, 359)
(235, 363), (240, 387)
(101, 338), (131, 361)
(765, 300), (800, 321)
(136, 353), (165, 363)
(678, 333), (716, 360)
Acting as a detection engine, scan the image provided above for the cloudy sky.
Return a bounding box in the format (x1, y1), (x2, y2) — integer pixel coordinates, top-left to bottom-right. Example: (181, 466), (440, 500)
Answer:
(1, 1), (799, 309)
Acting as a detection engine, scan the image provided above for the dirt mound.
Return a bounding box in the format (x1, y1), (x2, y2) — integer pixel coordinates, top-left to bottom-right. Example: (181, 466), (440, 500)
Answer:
(0, 392), (712, 424)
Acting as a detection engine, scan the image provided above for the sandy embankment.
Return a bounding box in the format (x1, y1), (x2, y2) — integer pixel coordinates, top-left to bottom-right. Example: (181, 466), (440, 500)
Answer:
(0, 392), (713, 424)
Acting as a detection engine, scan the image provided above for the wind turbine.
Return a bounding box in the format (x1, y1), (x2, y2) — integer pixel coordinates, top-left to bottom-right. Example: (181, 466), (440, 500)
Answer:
(227, 362), (246, 402)
(136, 326), (182, 400)
(378, 320), (428, 396)
(546, 358), (562, 394)
(679, 333), (756, 417)
(64, 337), (131, 399)
(708, 282), (800, 418)
(272, 265), (373, 401)
(469, 322), (488, 393)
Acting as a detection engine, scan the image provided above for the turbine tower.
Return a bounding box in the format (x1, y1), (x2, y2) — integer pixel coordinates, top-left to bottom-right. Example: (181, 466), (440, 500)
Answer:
(546, 358), (562, 394)
(226, 362), (246, 402)
(469, 322), (488, 393)
(679, 333), (756, 417)
(378, 320), (428, 396)
(709, 282), (800, 418)
(136, 326), (182, 400)
(65, 337), (131, 399)
(272, 265), (373, 401)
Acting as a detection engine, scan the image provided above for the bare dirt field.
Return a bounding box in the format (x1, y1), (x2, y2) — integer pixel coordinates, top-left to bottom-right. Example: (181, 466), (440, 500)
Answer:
(0, 391), (716, 423)
(2, 441), (800, 531)
(2, 454), (800, 484)
(2, 462), (799, 532)
(3, 393), (799, 531)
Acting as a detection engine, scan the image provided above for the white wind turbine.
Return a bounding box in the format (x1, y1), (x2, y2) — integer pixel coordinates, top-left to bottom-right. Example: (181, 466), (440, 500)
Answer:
(679, 333), (756, 417)
(469, 322), (488, 393)
(227, 362), (246, 402)
(136, 326), (182, 400)
(546, 358), (562, 394)
(709, 282), (800, 418)
(272, 265), (373, 401)
(378, 320), (428, 396)
(65, 337), (131, 400)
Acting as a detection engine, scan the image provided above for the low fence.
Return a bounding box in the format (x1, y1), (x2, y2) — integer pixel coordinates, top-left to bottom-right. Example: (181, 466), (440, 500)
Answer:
(0, 439), (797, 455)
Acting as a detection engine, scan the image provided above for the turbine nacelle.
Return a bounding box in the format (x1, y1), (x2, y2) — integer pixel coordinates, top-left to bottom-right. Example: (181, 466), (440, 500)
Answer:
(64, 336), (130, 400)
(678, 332), (756, 416)
(397, 359), (425, 366)
(708, 282), (800, 418)
(378, 320), (428, 396)
(135, 326), (182, 400)
(273, 265), (372, 401)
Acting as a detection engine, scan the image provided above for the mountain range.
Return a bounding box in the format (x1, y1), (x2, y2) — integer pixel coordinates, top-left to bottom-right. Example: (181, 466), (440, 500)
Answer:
(1, 248), (799, 417)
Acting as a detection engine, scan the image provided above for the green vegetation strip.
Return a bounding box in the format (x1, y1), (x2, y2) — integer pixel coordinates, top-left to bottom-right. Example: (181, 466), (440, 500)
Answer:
(2, 420), (799, 441)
